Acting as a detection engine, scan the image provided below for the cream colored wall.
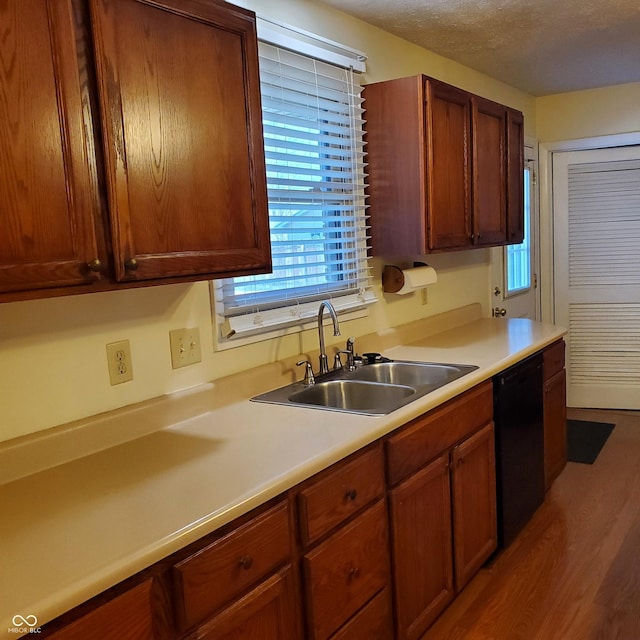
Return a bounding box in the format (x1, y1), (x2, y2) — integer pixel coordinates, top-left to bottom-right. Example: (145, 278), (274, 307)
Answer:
(536, 82), (640, 142)
(0, 0), (535, 444)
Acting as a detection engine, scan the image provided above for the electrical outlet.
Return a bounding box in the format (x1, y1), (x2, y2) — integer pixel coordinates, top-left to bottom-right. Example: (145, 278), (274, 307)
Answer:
(169, 327), (201, 369)
(106, 340), (133, 385)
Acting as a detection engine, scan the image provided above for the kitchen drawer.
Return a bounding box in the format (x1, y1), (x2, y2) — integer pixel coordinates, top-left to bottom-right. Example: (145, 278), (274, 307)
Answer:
(298, 444), (384, 546)
(303, 500), (389, 640)
(386, 381), (493, 486)
(190, 567), (299, 640)
(173, 501), (291, 631)
(543, 340), (565, 380)
(45, 578), (156, 640)
(330, 588), (393, 640)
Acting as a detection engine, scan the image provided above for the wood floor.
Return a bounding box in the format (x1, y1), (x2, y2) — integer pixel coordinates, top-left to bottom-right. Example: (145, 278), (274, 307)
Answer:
(422, 408), (640, 640)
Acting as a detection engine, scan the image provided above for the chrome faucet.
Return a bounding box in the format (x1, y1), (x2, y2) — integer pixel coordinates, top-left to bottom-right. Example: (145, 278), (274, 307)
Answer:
(317, 300), (340, 374)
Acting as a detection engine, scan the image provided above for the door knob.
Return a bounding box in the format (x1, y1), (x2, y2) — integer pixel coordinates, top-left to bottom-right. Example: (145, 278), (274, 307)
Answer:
(492, 307), (507, 317)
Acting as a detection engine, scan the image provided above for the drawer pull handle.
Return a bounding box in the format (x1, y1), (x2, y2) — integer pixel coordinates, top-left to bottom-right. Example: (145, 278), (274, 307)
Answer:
(87, 258), (102, 273)
(345, 488), (357, 501)
(239, 555), (253, 570)
(348, 566), (360, 580)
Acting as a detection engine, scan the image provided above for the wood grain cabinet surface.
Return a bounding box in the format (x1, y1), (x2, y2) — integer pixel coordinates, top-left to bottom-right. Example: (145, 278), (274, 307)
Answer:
(302, 500), (390, 640)
(42, 578), (167, 639)
(89, 0), (270, 283)
(297, 445), (385, 547)
(295, 443), (392, 640)
(172, 501), (291, 632)
(363, 74), (524, 256)
(188, 568), (299, 640)
(1, 0), (270, 302)
(0, 0), (101, 293)
(543, 340), (567, 489)
(386, 382), (497, 640)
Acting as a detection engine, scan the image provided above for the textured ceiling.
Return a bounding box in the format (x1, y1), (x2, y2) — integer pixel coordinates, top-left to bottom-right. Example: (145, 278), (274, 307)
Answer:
(318, 0), (640, 95)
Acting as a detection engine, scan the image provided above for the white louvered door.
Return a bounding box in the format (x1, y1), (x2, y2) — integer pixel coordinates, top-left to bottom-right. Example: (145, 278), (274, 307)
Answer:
(553, 146), (640, 409)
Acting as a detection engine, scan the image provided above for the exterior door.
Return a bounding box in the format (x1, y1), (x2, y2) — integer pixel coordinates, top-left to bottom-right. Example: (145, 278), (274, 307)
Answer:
(553, 145), (640, 409)
(490, 146), (539, 319)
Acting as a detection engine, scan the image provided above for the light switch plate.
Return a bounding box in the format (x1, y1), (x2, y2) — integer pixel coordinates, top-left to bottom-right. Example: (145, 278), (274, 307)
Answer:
(169, 328), (201, 369)
(106, 340), (133, 385)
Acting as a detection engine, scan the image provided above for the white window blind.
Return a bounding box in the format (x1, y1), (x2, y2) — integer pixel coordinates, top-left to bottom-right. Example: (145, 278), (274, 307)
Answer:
(214, 37), (373, 339)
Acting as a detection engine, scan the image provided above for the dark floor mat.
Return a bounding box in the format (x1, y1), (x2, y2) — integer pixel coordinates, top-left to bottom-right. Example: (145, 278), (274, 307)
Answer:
(567, 419), (615, 464)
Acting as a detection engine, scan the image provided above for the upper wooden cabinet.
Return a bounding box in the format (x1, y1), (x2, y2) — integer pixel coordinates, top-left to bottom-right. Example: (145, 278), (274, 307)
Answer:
(506, 107), (525, 244)
(472, 95), (507, 246)
(0, 0), (100, 293)
(0, 0), (271, 300)
(363, 74), (524, 256)
(89, 0), (270, 282)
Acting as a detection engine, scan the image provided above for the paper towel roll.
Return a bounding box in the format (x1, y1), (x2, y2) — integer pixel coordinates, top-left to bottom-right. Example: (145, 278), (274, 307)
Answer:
(383, 265), (437, 294)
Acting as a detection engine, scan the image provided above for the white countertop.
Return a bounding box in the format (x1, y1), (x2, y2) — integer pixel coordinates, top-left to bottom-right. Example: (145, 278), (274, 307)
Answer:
(0, 316), (564, 635)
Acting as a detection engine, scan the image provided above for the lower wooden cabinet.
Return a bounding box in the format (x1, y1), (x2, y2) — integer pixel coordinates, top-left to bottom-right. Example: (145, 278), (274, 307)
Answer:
(294, 444), (391, 640)
(389, 454), (454, 640)
(330, 588), (394, 640)
(41, 382), (503, 640)
(543, 340), (567, 489)
(386, 383), (497, 640)
(451, 422), (498, 590)
(302, 500), (390, 640)
(189, 568), (299, 640)
(172, 501), (291, 631)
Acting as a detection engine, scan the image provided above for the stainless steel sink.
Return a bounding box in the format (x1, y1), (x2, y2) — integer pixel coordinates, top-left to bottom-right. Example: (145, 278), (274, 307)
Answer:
(251, 359), (478, 415)
(288, 379), (416, 413)
(344, 361), (477, 388)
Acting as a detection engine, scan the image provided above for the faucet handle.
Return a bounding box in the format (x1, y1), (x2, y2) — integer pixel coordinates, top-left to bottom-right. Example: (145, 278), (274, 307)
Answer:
(346, 336), (355, 353)
(336, 350), (356, 372)
(296, 360), (315, 386)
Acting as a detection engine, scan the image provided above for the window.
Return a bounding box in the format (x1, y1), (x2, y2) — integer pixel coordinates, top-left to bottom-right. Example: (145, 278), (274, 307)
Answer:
(506, 164), (532, 295)
(213, 33), (373, 342)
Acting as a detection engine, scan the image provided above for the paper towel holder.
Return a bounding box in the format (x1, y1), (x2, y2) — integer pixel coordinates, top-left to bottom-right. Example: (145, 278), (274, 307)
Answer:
(382, 262), (430, 293)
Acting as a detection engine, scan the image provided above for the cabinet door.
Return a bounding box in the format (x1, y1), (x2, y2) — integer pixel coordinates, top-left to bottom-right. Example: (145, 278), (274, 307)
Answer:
(389, 453), (454, 640)
(425, 80), (472, 250)
(0, 0), (100, 293)
(451, 422), (497, 591)
(195, 568), (301, 640)
(472, 96), (507, 246)
(45, 579), (158, 639)
(506, 108), (525, 244)
(544, 368), (567, 490)
(89, 0), (270, 282)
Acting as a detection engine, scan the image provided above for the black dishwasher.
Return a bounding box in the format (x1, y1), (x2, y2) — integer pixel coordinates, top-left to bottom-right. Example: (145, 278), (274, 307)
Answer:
(493, 353), (545, 548)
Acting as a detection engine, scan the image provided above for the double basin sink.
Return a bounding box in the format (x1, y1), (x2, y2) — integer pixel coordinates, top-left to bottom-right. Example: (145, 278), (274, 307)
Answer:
(252, 360), (478, 415)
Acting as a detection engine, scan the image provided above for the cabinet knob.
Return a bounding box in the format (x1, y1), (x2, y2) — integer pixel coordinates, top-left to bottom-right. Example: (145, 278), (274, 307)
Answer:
(348, 566), (360, 580)
(124, 258), (139, 271)
(87, 258), (102, 273)
(345, 488), (357, 501)
(239, 555), (253, 570)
